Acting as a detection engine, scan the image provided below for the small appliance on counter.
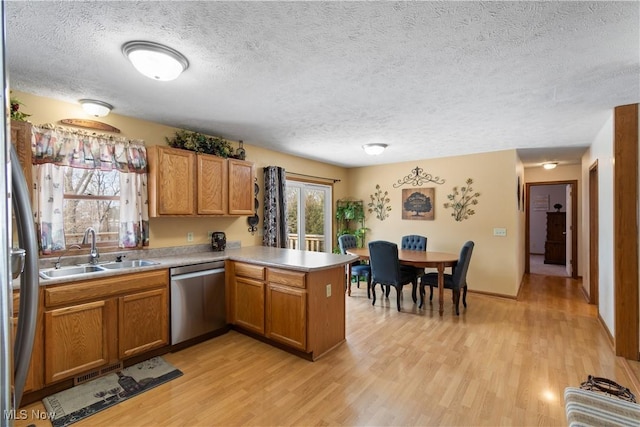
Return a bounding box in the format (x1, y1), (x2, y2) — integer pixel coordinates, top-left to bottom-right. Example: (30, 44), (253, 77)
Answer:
(211, 232), (226, 251)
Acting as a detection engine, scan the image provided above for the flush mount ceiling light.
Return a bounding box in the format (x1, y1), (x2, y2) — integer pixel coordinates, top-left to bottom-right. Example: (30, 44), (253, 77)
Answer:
(122, 41), (189, 81)
(362, 143), (387, 156)
(79, 99), (113, 117)
(543, 162), (558, 170)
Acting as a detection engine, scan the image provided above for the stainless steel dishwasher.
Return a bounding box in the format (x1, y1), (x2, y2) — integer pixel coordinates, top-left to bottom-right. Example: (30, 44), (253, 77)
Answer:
(170, 261), (226, 345)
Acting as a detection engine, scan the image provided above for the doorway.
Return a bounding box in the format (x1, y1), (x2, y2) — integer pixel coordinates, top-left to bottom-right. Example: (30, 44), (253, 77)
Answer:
(525, 180), (578, 278)
(285, 180), (332, 253)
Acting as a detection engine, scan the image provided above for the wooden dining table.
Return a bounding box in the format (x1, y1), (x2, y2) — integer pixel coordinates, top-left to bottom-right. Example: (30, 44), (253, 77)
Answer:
(345, 247), (458, 316)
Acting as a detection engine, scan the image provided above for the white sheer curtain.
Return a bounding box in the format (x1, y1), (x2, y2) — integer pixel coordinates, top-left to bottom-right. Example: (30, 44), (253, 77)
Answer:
(31, 125), (149, 253)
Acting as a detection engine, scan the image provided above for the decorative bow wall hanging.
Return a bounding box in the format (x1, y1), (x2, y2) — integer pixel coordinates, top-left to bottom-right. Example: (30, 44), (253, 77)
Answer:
(393, 166), (445, 188)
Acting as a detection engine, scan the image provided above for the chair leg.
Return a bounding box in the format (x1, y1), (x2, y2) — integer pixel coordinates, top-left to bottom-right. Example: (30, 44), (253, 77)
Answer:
(411, 282), (417, 304)
(419, 282), (425, 308)
(453, 288), (460, 315)
(395, 286), (402, 311)
(366, 274), (371, 299)
(356, 275), (360, 288)
(371, 283), (377, 306)
(385, 285), (390, 298)
(462, 285), (468, 308)
(429, 284), (434, 302)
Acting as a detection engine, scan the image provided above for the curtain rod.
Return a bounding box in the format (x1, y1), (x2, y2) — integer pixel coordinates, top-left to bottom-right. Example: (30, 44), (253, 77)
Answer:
(286, 171), (341, 183)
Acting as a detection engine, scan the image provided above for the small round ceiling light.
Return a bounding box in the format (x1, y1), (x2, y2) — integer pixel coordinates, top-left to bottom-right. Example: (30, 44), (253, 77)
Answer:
(122, 41), (189, 81)
(542, 162), (558, 170)
(363, 143), (387, 156)
(79, 99), (113, 117)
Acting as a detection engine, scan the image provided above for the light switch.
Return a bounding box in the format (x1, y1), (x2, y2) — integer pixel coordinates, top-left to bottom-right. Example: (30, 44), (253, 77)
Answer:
(493, 228), (507, 237)
(326, 284), (332, 297)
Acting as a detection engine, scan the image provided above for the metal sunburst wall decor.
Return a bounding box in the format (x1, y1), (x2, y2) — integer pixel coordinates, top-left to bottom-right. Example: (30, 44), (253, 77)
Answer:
(393, 166), (445, 188)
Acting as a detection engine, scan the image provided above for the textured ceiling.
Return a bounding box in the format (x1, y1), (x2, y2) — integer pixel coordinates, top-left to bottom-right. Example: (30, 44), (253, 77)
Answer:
(6, 1), (639, 168)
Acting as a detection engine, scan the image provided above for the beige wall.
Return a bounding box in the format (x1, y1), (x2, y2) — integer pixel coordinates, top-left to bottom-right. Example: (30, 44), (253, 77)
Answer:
(347, 149), (522, 297)
(15, 90), (528, 297)
(12, 90), (349, 250)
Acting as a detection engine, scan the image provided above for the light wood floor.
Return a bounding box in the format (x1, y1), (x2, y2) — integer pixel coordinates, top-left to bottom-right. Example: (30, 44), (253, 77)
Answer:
(17, 274), (639, 427)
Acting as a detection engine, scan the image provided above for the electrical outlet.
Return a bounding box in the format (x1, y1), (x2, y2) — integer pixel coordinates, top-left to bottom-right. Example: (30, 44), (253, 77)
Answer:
(187, 232), (194, 242)
(326, 284), (332, 297)
(493, 228), (507, 237)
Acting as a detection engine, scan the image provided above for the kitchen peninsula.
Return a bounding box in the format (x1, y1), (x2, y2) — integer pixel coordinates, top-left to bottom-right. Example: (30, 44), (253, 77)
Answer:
(22, 245), (356, 402)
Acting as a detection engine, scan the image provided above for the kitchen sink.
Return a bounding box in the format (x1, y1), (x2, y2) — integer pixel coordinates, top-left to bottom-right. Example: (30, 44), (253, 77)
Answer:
(100, 260), (160, 269)
(39, 259), (160, 279)
(39, 265), (106, 279)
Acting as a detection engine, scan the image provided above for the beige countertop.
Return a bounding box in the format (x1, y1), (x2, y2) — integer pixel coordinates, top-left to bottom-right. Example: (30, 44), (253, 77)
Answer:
(16, 245), (356, 287)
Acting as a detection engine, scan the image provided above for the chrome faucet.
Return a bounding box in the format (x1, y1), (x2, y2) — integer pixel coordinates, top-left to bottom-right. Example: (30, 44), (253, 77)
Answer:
(53, 244), (82, 269)
(82, 227), (100, 265)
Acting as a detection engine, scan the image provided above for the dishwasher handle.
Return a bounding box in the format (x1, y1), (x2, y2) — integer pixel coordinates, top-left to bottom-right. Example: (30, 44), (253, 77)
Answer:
(171, 268), (225, 281)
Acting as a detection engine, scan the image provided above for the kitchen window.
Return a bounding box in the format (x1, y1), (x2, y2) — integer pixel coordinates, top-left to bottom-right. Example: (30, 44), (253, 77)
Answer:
(31, 125), (149, 254)
(63, 167), (120, 246)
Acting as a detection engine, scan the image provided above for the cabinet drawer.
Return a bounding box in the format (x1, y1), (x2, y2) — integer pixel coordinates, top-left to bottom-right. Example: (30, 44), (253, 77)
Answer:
(268, 268), (306, 289)
(45, 270), (169, 307)
(234, 262), (265, 280)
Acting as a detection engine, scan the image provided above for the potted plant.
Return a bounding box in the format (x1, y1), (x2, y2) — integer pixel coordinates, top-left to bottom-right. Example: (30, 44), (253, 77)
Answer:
(166, 129), (233, 158)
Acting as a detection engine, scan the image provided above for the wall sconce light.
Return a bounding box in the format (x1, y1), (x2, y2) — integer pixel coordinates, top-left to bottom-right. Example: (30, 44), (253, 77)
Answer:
(79, 99), (113, 117)
(542, 162), (558, 170)
(122, 41), (189, 81)
(362, 143), (387, 156)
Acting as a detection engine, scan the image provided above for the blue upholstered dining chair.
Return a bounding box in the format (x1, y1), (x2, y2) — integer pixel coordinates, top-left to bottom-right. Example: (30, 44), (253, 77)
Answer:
(368, 240), (418, 311)
(401, 234), (428, 287)
(338, 234), (371, 298)
(420, 241), (474, 315)
(401, 235), (427, 251)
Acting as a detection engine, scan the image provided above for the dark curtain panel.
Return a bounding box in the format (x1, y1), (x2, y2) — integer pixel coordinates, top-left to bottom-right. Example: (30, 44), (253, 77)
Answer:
(263, 166), (288, 248)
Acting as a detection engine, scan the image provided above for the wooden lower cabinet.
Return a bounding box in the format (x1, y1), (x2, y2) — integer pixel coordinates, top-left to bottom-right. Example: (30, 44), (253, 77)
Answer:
(118, 288), (169, 359)
(266, 284), (307, 350)
(12, 288), (44, 393)
(229, 261), (345, 360)
(43, 270), (169, 385)
(44, 300), (113, 384)
(228, 261), (266, 335)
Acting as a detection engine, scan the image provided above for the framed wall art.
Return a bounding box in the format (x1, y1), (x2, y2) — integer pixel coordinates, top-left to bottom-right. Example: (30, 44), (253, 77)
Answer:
(401, 187), (435, 220)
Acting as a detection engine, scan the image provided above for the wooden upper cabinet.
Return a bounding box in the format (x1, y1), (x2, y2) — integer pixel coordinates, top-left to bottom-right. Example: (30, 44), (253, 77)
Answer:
(10, 120), (34, 198)
(228, 159), (255, 215)
(149, 146), (254, 217)
(148, 146), (196, 216)
(197, 154), (227, 215)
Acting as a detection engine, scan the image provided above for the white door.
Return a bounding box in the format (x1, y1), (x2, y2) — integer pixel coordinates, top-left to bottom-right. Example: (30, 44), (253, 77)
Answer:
(565, 184), (573, 277)
(286, 181), (332, 253)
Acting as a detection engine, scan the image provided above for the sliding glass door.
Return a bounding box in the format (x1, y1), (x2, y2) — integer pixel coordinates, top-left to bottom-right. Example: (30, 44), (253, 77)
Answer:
(286, 180), (332, 253)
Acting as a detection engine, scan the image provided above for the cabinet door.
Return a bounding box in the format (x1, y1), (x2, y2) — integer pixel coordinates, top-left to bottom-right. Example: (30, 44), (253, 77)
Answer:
(44, 300), (114, 384)
(266, 284), (307, 351)
(233, 276), (265, 335)
(197, 154), (227, 214)
(12, 290), (44, 393)
(118, 287), (169, 359)
(10, 120), (33, 198)
(150, 146), (196, 216)
(228, 159), (255, 215)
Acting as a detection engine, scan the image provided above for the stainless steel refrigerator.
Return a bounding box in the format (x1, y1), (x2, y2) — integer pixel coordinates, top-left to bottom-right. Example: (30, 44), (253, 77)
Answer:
(1, 3), (40, 425)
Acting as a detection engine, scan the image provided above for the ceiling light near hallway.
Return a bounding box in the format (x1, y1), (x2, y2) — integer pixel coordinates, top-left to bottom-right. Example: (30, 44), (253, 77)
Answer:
(79, 99), (113, 117)
(363, 144), (387, 155)
(122, 41), (189, 81)
(543, 162), (558, 170)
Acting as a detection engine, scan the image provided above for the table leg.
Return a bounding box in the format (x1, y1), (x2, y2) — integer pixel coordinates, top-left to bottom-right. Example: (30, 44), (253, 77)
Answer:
(438, 263), (444, 316)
